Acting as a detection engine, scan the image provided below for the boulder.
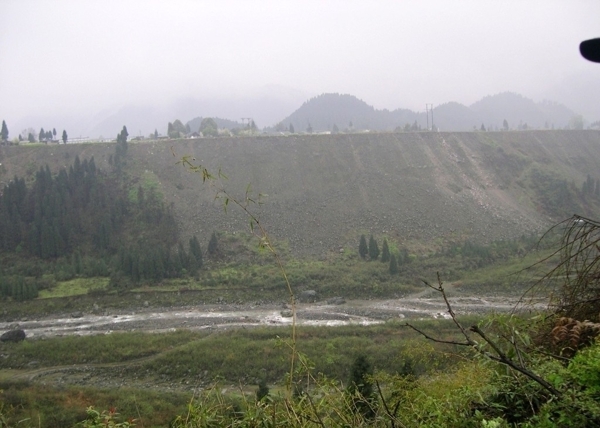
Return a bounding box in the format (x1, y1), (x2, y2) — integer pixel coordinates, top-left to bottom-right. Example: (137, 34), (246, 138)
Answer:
(0, 329), (26, 343)
(298, 290), (318, 303)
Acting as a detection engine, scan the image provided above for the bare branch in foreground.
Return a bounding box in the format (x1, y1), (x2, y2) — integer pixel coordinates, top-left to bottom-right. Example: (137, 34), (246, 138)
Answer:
(406, 274), (561, 397)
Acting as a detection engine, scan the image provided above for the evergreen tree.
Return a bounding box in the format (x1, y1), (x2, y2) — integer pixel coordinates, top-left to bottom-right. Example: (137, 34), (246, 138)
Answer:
(39, 127), (45, 142)
(52, 128), (56, 138)
(28, 133), (35, 142)
(347, 355), (376, 419)
(289, 123), (295, 133)
(62, 130), (68, 144)
(208, 232), (218, 256)
(176, 242), (187, 273)
(389, 254), (399, 275)
(120, 125), (128, 142)
(332, 123), (339, 134)
(1, 120), (8, 141)
(256, 378), (269, 402)
(503, 119), (509, 130)
(114, 126), (129, 168)
(381, 239), (390, 263)
(368, 235), (379, 261)
(73, 250), (83, 275)
(188, 235), (203, 272)
(358, 235), (368, 259)
(401, 248), (410, 264)
(200, 118), (218, 136)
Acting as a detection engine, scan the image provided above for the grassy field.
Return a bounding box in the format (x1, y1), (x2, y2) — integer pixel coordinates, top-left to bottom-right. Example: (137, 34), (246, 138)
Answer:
(0, 319), (477, 426)
(38, 277), (109, 299)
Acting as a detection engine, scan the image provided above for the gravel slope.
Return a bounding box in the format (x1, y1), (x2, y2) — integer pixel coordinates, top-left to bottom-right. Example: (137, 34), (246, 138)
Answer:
(1, 130), (599, 255)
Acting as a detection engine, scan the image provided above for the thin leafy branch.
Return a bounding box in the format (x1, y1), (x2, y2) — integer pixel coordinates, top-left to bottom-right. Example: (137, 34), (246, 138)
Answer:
(173, 147), (298, 394)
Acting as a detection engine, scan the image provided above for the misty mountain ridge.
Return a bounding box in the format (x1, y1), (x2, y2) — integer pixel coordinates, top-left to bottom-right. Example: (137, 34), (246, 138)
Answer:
(85, 92), (306, 139)
(9, 91), (580, 140)
(278, 92), (579, 133)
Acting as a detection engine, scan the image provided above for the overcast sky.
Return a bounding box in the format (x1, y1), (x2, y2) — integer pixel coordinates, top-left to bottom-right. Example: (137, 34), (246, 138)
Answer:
(1, 0), (600, 134)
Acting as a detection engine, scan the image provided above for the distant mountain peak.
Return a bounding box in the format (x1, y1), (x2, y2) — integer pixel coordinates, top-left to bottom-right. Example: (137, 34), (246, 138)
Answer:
(274, 91), (578, 133)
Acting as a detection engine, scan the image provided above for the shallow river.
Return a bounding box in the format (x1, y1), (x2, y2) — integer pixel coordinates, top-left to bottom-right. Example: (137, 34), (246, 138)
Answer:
(0, 292), (544, 339)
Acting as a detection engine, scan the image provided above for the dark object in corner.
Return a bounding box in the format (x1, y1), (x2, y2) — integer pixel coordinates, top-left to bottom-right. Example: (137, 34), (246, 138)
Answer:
(0, 329), (26, 343)
(580, 38), (600, 63)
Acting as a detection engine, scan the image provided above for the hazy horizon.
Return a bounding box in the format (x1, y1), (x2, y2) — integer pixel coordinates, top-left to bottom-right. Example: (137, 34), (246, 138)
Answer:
(2, 1), (600, 137)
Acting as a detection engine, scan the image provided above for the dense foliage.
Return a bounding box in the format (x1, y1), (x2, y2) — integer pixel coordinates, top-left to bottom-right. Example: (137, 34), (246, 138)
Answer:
(0, 152), (197, 299)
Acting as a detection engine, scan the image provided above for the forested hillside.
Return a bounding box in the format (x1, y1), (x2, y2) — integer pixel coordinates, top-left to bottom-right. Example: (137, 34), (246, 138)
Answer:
(0, 147), (201, 300)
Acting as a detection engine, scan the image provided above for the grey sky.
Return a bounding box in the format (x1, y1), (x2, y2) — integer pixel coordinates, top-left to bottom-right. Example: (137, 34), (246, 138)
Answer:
(1, 0), (600, 135)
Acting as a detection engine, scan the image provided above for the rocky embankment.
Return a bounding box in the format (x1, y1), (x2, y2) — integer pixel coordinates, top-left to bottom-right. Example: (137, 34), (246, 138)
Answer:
(2, 131), (599, 255)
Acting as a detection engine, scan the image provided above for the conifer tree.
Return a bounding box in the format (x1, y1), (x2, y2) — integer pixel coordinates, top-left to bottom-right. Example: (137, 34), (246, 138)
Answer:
(208, 232), (218, 256)
(113, 126), (129, 168)
(347, 355), (376, 419)
(1, 120), (8, 141)
(389, 254), (399, 275)
(73, 251), (83, 275)
(256, 379), (269, 402)
(189, 235), (203, 271)
(399, 248), (410, 265)
(368, 235), (379, 261)
(358, 235), (368, 259)
(176, 242), (187, 272)
(381, 238), (390, 263)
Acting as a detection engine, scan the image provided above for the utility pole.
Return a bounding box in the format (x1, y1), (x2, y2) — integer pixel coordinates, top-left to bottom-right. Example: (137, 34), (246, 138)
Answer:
(425, 104), (434, 131)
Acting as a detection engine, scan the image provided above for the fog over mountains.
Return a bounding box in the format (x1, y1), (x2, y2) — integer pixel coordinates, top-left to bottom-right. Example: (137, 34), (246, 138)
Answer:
(277, 92), (578, 133)
(10, 90), (584, 140)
